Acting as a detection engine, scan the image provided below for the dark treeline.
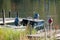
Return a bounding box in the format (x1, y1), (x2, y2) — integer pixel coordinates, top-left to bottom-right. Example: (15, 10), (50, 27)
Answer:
(0, 0), (60, 26)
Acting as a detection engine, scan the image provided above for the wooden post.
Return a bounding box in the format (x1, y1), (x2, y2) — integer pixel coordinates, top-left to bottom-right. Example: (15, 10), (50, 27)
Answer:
(16, 11), (18, 17)
(2, 9), (5, 25)
(9, 10), (11, 18)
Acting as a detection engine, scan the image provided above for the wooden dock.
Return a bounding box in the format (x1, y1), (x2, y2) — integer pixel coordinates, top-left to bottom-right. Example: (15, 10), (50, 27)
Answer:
(0, 18), (23, 24)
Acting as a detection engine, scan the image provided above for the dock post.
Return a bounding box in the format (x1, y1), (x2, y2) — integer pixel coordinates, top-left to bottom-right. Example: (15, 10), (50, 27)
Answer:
(16, 11), (19, 17)
(2, 9), (5, 25)
(9, 10), (11, 18)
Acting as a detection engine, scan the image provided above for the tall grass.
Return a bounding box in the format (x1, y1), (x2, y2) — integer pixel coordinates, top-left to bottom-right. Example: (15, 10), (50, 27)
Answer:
(0, 24), (37, 40)
(0, 28), (20, 40)
(19, 23), (37, 40)
(0, 25), (57, 40)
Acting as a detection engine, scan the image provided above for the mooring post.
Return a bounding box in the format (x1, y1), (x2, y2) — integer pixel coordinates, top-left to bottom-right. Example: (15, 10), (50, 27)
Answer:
(2, 9), (5, 25)
(16, 11), (18, 17)
(9, 10), (11, 18)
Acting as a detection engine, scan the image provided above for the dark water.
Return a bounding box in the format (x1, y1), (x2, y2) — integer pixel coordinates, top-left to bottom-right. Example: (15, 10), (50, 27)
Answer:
(6, 22), (15, 25)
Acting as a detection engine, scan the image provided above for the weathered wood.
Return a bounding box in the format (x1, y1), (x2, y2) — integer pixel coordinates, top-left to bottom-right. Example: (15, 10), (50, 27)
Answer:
(2, 9), (5, 25)
(9, 11), (11, 18)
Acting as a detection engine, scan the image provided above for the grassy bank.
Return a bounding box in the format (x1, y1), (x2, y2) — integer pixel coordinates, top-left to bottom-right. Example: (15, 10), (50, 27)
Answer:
(0, 25), (37, 40)
(0, 25), (57, 40)
(0, 28), (20, 40)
